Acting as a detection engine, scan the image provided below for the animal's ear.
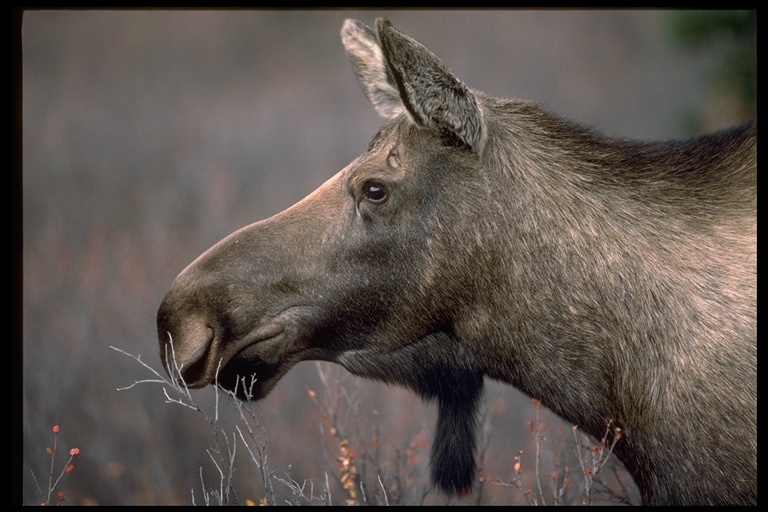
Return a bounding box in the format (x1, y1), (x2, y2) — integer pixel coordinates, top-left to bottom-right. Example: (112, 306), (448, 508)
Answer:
(341, 19), (405, 120)
(342, 18), (487, 155)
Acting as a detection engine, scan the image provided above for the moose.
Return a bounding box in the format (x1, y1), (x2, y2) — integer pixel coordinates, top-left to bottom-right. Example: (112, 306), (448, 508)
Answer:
(157, 18), (756, 505)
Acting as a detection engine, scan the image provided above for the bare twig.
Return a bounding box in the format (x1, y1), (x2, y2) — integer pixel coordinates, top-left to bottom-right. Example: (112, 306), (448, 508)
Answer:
(572, 420), (622, 505)
(29, 425), (80, 505)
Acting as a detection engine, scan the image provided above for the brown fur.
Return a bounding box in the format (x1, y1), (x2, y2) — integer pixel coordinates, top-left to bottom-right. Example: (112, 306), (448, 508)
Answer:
(157, 18), (756, 505)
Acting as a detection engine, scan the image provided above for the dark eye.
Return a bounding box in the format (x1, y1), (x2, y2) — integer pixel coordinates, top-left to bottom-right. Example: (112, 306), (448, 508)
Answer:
(363, 181), (388, 204)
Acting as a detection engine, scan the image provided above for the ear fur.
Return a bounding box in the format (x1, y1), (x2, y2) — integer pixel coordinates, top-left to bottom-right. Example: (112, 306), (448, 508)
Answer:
(341, 19), (405, 120)
(342, 18), (487, 155)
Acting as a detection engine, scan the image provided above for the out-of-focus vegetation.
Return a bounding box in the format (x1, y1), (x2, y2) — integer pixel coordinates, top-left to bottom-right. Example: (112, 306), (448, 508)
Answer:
(664, 10), (756, 131)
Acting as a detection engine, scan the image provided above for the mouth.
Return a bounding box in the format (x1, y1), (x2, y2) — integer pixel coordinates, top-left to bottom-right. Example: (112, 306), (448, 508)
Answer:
(160, 302), (327, 401)
(214, 346), (288, 400)
(161, 319), (289, 395)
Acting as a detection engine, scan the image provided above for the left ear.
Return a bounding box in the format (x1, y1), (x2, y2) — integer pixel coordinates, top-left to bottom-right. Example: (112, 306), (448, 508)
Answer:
(342, 18), (405, 120)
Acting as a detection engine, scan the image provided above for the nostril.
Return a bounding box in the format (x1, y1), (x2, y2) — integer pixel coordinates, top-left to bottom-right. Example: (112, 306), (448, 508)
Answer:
(157, 308), (217, 388)
(158, 331), (174, 375)
(170, 324), (215, 387)
(178, 335), (213, 387)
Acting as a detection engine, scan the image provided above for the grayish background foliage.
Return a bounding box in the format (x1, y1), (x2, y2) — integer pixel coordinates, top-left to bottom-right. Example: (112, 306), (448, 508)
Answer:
(21, 10), (752, 505)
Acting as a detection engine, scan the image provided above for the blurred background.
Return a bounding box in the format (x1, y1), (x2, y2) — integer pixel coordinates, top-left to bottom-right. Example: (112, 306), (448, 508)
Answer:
(19, 9), (755, 505)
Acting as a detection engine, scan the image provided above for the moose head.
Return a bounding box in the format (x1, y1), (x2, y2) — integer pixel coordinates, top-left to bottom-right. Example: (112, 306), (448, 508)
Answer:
(157, 18), (756, 505)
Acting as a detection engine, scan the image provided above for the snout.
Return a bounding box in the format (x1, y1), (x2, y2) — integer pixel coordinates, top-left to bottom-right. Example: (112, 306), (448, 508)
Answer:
(156, 286), (299, 400)
(156, 295), (217, 388)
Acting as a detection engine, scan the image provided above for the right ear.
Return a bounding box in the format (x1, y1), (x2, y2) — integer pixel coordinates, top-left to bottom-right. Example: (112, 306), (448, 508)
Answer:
(342, 18), (487, 155)
(341, 18), (405, 120)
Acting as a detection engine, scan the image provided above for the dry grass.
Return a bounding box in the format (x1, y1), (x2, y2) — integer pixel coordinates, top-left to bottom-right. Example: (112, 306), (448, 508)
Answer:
(89, 343), (641, 506)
